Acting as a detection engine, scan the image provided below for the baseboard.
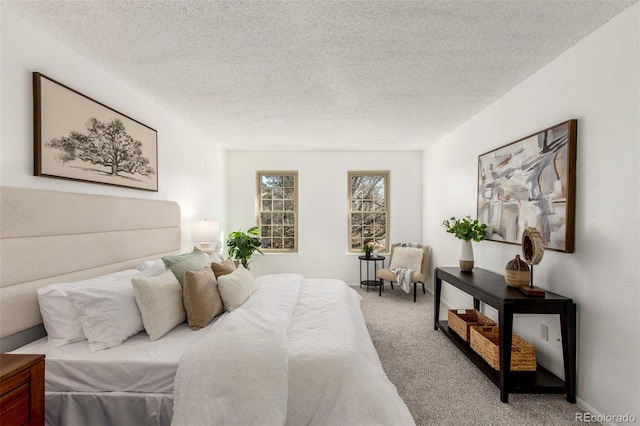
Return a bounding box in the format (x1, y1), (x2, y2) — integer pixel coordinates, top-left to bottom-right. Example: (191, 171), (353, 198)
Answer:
(574, 397), (637, 426)
(424, 286), (455, 320)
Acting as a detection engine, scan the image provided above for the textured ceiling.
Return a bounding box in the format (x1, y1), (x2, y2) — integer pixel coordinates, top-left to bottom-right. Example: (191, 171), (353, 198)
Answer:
(3, 0), (636, 151)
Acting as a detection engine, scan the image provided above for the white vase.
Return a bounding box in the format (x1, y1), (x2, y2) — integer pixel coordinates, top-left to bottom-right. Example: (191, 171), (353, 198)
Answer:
(459, 240), (474, 271)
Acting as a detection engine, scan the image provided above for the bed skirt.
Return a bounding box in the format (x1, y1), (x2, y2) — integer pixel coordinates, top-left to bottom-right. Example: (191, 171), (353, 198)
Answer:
(46, 391), (172, 426)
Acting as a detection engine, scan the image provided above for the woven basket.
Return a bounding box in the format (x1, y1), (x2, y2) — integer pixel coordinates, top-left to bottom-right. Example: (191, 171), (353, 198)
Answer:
(469, 326), (537, 371)
(448, 309), (496, 342)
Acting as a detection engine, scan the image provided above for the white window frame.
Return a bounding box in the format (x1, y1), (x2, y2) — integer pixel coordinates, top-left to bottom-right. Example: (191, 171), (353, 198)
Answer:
(257, 171), (298, 253)
(348, 171), (390, 253)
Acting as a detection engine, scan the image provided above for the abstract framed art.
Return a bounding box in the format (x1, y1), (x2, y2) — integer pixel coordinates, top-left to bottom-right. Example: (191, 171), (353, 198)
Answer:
(33, 72), (158, 191)
(477, 119), (577, 253)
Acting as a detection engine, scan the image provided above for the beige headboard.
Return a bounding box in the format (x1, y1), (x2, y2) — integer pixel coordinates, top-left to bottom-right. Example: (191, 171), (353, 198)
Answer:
(0, 186), (181, 348)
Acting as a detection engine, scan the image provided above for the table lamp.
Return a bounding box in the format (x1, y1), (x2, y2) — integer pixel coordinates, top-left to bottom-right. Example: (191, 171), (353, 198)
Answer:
(191, 219), (220, 255)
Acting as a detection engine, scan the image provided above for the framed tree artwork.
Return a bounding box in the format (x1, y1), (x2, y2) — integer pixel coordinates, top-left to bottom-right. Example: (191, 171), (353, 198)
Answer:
(33, 72), (158, 191)
(477, 119), (577, 253)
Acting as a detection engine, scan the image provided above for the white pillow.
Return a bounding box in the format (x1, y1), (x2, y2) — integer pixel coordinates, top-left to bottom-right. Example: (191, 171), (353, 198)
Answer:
(390, 247), (423, 272)
(131, 270), (186, 341)
(66, 281), (145, 352)
(135, 259), (165, 271)
(205, 252), (223, 264)
(217, 266), (257, 312)
(37, 269), (140, 347)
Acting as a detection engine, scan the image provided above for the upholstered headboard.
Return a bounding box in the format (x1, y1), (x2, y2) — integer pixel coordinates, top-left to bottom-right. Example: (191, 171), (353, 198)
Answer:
(0, 187), (181, 350)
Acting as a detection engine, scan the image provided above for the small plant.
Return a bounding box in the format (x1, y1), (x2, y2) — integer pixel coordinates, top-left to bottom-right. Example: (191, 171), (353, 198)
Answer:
(363, 242), (375, 256)
(442, 216), (487, 242)
(226, 226), (263, 269)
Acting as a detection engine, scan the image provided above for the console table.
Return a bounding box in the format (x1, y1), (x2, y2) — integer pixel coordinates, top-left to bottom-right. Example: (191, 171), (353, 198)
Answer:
(434, 267), (576, 403)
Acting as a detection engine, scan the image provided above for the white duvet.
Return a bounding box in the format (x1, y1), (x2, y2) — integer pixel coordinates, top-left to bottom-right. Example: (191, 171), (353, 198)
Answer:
(171, 274), (414, 426)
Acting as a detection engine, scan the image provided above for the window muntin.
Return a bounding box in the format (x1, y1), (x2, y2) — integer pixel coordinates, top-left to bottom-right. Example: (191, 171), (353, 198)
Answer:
(258, 172), (298, 252)
(348, 171), (389, 253)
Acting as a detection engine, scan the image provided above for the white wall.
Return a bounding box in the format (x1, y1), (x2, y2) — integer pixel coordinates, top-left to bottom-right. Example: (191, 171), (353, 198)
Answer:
(4, 2), (637, 420)
(227, 151), (422, 283)
(0, 8), (227, 250)
(423, 4), (639, 421)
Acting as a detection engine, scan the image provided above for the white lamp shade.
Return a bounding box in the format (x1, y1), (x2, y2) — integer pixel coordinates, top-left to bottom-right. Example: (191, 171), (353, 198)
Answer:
(191, 220), (220, 243)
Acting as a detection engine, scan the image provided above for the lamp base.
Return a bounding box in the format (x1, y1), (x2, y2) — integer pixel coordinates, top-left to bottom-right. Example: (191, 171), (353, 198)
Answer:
(198, 242), (214, 255)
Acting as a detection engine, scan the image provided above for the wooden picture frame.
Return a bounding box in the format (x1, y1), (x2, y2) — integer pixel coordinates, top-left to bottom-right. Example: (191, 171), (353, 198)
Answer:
(33, 72), (158, 191)
(477, 119), (577, 253)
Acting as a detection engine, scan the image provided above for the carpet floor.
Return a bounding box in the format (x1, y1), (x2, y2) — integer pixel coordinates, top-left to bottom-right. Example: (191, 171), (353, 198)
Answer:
(352, 282), (591, 426)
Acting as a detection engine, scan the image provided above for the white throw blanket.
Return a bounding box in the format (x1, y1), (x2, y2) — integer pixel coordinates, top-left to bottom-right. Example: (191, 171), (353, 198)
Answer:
(171, 274), (415, 426)
(389, 267), (414, 293)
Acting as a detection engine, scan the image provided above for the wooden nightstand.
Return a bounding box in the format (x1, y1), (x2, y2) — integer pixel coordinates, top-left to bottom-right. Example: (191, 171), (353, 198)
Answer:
(0, 354), (45, 426)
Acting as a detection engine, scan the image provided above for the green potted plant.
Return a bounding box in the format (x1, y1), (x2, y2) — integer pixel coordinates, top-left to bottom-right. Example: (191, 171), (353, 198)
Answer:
(442, 216), (487, 271)
(363, 242), (374, 258)
(226, 226), (263, 269)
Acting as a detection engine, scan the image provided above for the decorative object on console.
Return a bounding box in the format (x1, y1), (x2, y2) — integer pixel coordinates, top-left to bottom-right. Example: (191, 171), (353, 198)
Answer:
(459, 240), (474, 271)
(442, 216), (487, 271)
(521, 227), (546, 297)
(504, 255), (530, 287)
(33, 72), (158, 191)
(477, 119), (577, 253)
(191, 219), (220, 255)
(226, 226), (263, 269)
(522, 227), (544, 265)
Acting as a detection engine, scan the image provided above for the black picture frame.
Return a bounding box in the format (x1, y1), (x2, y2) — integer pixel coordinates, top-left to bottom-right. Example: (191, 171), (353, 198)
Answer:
(33, 72), (158, 191)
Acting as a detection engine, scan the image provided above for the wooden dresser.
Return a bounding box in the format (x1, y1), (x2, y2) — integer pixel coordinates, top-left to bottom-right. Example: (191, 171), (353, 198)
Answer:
(0, 354), (45, 426)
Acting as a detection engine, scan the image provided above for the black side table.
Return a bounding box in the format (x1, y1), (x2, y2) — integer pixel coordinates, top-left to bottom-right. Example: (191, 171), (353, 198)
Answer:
(358, 255), (385, 292)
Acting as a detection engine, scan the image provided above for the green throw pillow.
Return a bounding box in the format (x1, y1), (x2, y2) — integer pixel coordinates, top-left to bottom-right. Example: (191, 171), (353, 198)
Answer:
(168, 253), (208, 286)
(161, 247), (203, 268)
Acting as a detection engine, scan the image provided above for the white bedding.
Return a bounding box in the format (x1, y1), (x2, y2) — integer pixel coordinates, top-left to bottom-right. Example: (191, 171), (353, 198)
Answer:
(12, 321), (218, 394)
(12, 274), (413, 426)
(172, 274), (415, 426)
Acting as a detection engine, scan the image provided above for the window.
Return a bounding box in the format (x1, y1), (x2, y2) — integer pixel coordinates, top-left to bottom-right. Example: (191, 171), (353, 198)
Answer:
(348, 171), (389, 253)
(257, 171), (298, 252)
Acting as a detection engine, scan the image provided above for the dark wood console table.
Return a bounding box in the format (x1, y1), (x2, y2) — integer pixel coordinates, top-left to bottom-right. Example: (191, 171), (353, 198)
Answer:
(434, 267), (576, 403)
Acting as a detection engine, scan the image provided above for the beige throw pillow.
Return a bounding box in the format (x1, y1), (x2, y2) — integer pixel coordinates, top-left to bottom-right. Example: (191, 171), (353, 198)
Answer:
(211, 258), (237, 278)
(390, 247), (423, 271)
(183, 267), (223, 330)
(131, 270), (186, 341)
(217, 266), (257, 312)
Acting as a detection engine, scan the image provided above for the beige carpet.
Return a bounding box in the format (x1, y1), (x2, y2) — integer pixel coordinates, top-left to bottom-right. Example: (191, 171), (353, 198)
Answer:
(352, 283), (592, 426)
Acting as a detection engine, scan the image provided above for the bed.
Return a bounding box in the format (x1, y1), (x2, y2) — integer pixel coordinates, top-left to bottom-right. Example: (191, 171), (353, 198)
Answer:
(1, 187), (414, 425)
